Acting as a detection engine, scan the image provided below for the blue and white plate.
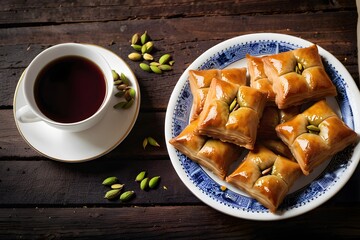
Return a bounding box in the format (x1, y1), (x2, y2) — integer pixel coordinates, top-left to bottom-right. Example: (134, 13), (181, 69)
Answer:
(165, 33), (360, 220)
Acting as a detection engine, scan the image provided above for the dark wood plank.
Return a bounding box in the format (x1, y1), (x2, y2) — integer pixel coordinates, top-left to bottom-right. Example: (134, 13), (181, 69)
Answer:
(0, 0), (355, 25)
(0, 158), (359, 205)
(0, 110), (169, 158)
(0, 1), (359, 239)
(0, 11), (357, 65)
(0, 159), (199, 205)
(0, 205), (359, 239)
(0, 10), (358, 108)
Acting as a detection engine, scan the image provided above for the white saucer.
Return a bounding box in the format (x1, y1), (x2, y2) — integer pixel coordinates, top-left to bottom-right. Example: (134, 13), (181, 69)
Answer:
(13, 44), (141, 162)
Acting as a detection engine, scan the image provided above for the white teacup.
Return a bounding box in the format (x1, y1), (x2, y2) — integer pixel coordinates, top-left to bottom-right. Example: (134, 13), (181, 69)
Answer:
(16, 43), (114, 132)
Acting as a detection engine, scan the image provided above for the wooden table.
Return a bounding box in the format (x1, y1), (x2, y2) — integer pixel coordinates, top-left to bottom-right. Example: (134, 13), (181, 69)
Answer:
(1, 0), (359, 239)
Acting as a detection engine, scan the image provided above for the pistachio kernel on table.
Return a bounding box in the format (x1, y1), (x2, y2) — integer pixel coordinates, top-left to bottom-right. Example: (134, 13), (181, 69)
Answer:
(143, 136), (160, 149)
(135, 171), (147, 182)
(111, 183), (125, 190)
(140, 31), (149, 45)
(102, 176), (118, 186)
(143, 53), (154, 61)
(144, 41), (154, 52)
(112, 70), (135, 110)
(147, 137), (160, 147)
(140, 177), (149, 191)
(128, 52), (142, 61)
(127, 31), (174, 74)
(104, 189), (121, 200)
(158, 64), (172, 71)
(120, 190), (135, 202)
(140, 63), (151, 72)
(131, 44), (142, 52)
(131, 33), (140, 45)
(159, 53), (171, 65)
(149, 176), (161, 189)
(150, 65), (162, 74)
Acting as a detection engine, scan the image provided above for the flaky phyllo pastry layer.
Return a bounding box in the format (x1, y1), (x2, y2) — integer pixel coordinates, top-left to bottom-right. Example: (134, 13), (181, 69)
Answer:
(226, 145), (302, 213)
(258, 106), (300, 142)
(246, 54), (276, 103)
(169, 119), (242, 180)
(262, 45), (337, 109)
(276, 100), (358, 175)
(196, 79), (267, 150)
(188, 68), (247, 122)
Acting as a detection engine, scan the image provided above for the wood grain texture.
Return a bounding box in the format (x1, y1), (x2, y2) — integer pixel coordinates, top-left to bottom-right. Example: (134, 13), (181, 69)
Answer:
(0, 110), (169, 158)
(0, 0), (355, 25)
(0, 205), (359, 239)
(0, 11), (358, 108)
(0, 0), (359, 239)
(0, 158), (359, 206)
(0, 160), (199, 206)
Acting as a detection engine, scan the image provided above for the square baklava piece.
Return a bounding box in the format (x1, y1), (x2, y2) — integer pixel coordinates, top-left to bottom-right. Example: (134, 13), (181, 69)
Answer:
(196, 78), (267, 150)
(226, 144), (302, 212)
(188, 68), (247, 121)
(169, 119), (242, 180)
(262, 45), (337, 109)
(276, 100), (358, 175)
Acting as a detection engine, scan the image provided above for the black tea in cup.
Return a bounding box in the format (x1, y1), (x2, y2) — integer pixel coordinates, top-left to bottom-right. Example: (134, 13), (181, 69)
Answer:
(34, 56), (106, 123)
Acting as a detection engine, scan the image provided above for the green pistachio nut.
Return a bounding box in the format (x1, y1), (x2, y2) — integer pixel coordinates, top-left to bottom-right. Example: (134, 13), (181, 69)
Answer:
(113, 80), (122, 85)
(120, 190), (135, 202)
(104, 189), (121, 200)
(159, 54), (171, 65)
(140, 31), (149, 45)
(128, 52), (142, 61)
(102, 176), (118, 186)
(140, 177), (149, 190)
(128, 88), (136, 98)
(158, 64), (172, 71)
(147, 137), (160, 147)
(124, 90), (132, 102)
(307, 124), (320, 132)
(131, 33), (140, 45)
(120, 73), (130, 85)
(149, 176), (161, 189)
(131, 44), (142, 52)
(140, 63), (151, 72)
(150, 62), (160, 66)
(135, 171), (147, 182)
(150, 65), (162, 74)
(111, 183), (124, 190)
(113, 101), (127, 109)
(142, 137), (148, 149)
(298, 62), (303, 70)
(123, 98), (134, 109)
(229, 98), (237, 112)
(144, 41), (154, 53)
(115, 91), (125, 98)
(112, 70), (120, 81)
(143, 53), (154, 61)
(141, 44), (147, 54)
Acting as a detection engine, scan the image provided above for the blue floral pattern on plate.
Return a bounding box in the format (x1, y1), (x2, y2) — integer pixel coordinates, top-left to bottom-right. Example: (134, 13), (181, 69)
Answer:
(169, 37), (357, 218)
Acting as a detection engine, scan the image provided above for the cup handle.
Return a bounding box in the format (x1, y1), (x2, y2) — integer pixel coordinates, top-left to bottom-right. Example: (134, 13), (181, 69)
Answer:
(16, 105), (41, 123)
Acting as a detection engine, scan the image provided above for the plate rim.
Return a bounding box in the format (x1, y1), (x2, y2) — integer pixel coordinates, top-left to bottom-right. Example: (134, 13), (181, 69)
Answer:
(13, 44), (141, 162)
(165, 33), (360, 220)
